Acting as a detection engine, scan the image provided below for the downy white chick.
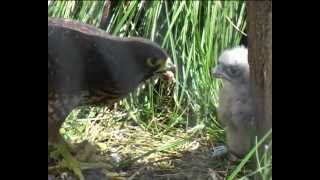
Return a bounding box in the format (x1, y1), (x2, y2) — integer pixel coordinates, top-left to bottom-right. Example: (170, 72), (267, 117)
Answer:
(211, 46), (255, 158)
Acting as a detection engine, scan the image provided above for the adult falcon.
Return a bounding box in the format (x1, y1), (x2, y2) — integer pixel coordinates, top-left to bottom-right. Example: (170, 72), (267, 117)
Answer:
(48, 17), (175, 179)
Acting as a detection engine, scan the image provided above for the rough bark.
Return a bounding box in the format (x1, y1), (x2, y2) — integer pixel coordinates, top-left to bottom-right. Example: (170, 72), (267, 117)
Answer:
(247, 0), (272, 150)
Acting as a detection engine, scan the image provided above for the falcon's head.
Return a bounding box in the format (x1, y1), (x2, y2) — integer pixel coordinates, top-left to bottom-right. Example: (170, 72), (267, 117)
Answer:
(107, 37), (175, 92)
(211, 46), (249, 85)
(48, 17), (175, 95)
(128, 37), (175, 79)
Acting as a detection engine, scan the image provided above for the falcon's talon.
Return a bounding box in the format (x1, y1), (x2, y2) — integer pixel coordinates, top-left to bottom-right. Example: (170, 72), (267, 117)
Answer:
(54, 141), (85, 180)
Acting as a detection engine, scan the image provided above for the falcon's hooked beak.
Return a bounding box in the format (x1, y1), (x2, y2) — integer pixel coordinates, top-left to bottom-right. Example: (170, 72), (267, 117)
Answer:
(159, 58), (176, 72)
(156, 57), (176, 81)
(156, 58), (176, 74)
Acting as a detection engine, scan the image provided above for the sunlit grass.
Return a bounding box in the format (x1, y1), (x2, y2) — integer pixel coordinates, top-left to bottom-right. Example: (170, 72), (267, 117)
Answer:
(48, 1), (271, 179)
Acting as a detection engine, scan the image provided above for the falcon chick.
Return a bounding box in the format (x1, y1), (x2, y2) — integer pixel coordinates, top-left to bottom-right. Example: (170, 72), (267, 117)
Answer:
(211, 46), (255, 158)
(48, 17), (175, 179)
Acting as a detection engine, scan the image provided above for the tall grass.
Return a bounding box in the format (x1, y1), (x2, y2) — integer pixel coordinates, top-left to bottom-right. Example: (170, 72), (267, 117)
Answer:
(48, 1), (272, 179)
(49, 0), (245, 134)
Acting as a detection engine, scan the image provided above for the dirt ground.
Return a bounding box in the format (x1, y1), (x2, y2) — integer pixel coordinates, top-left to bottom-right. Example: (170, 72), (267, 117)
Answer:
(48, 117), (243, 180)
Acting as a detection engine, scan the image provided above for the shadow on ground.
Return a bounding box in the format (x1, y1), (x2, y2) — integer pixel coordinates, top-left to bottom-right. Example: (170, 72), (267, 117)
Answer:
(48, 116), (243, 180)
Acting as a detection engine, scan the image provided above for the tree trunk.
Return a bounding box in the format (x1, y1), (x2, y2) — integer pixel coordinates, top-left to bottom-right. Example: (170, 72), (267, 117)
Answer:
(247, 0), (272, 152)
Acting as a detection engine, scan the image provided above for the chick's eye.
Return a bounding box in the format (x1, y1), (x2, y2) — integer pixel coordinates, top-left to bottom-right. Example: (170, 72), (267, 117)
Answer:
(228, 66), (239, 76)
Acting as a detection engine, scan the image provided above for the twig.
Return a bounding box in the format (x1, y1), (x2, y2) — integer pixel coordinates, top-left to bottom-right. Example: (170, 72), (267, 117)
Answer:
(76, 117), (109, 121)
(225, 16), (247, 36)
(127, 166), (146, 180)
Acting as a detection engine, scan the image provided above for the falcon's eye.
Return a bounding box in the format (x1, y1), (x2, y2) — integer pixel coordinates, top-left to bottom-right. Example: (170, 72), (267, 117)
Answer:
(146, 58), (161, 68)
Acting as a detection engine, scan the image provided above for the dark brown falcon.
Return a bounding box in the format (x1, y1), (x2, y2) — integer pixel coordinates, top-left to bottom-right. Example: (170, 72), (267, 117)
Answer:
(48, 17), (174, 178)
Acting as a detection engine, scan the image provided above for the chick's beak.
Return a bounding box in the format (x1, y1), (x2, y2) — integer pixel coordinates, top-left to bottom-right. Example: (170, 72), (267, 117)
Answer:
(211, 66), (224, 79)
